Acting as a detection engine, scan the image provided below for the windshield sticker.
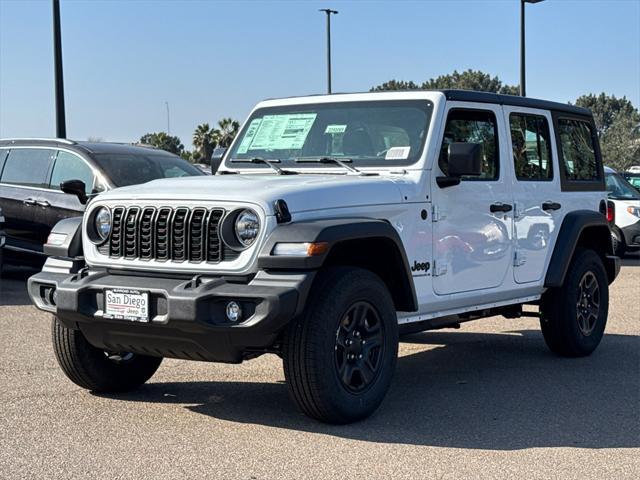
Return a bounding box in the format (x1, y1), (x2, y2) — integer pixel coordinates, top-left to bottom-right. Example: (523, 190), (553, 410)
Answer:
(385, 146), (411, 160)
(325, 124), (347, 134)
(245, 113), (317, 151)
(236, 118), (263, 154)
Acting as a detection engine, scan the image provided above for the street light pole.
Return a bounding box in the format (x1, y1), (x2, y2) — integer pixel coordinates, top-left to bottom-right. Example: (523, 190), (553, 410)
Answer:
(520, 0), (544, 97)
(52, 0), (66, 138)
(165, 101), (170, 134)
(319, 8), (338, 94)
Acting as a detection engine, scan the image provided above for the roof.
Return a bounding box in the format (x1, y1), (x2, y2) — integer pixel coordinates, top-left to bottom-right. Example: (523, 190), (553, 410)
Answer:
(263, 89), (592, 117)
(0, 138), (176, 156)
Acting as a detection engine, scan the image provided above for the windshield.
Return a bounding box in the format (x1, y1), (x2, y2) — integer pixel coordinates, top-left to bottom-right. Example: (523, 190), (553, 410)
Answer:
(226, 100), (433, 169)
(606, 172), (640, 200)
(92, 153), (203, 187)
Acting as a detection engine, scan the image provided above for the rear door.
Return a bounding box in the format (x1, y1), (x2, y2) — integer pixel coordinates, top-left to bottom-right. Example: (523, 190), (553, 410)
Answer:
(503, 107), (562, 284)
(0, 148), (56, 253)
(431, 103), (514, 295)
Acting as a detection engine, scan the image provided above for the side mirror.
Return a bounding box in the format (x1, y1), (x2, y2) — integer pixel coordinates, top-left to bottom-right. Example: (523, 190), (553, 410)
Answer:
(211, 147), (226, 174)
(60, 179), (88, 205)
(437, 142), (482, 188)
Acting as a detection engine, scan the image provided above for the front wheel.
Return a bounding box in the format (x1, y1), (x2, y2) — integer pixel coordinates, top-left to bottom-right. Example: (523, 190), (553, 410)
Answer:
(282, 267), (399, 424)
(52, 317), (162, 392)
(540, 249), (609, 357)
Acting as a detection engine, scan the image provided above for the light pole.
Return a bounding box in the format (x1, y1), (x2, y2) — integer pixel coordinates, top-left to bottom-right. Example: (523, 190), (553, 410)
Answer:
(319, 8), (338, 94)
(165, 101), (170, 134)
(520, 0), (544, 97)
(52, 0), (66, 138)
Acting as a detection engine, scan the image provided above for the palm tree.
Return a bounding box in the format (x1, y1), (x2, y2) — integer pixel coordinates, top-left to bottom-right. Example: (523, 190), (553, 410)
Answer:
(192, 123), (218, 164)
(216, 118), (240, 148)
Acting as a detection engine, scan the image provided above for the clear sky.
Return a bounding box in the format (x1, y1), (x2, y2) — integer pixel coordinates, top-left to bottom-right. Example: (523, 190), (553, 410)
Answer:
(1, 0), (639, 150)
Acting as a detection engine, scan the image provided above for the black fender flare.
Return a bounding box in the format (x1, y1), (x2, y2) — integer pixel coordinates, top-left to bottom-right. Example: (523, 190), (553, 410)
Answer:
(43, 216), (84, 258)
(258, 218), (418, 311)
(544, 210), (619, 287)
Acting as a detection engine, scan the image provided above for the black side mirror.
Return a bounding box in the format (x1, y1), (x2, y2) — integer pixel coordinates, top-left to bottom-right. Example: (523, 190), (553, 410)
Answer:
(437, 142), (482, 188)
(211, 147), (226, 174)
(60, 179), (88, 205)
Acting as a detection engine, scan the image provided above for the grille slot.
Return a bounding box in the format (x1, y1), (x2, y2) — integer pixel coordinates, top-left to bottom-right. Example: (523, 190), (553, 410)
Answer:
(106, 206), (229, 265)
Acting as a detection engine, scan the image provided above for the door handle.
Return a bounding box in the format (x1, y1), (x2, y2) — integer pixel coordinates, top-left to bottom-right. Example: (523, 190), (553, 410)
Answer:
(542, 201), (561, 211)
(35, 199), (51, 208)
(490, 203), (513, 213)
(23, 198), (37, 206)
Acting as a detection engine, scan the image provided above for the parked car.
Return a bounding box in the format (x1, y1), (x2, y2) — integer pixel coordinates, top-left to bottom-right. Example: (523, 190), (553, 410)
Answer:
(622, 171), (640, 191)
(29, 91), (619, 424)
(0, 206), (5, 276)
(605, 166), (640, 256)
(193, 163), (213, 175)
(0, 138), (203, 269)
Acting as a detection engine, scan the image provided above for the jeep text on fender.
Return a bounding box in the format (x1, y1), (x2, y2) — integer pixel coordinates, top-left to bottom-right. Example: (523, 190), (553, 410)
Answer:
(28, 90), (620, 424)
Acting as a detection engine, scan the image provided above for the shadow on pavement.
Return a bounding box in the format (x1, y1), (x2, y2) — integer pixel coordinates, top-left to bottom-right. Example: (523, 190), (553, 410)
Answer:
(99, 329), (640, 450)
(0, 266), (38, 306)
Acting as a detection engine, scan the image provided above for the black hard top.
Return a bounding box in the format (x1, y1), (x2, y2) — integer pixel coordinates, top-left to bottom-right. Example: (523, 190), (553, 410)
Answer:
(0, 139), (177, 156)
(267, 89), (592, 117)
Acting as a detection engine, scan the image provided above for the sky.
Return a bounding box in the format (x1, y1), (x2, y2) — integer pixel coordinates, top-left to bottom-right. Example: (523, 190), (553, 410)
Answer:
(1, 0), (639, 150)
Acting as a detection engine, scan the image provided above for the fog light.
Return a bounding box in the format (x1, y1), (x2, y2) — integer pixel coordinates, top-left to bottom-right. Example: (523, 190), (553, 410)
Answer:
(225, 301), (242, 322)
(51, 289), (58, 306)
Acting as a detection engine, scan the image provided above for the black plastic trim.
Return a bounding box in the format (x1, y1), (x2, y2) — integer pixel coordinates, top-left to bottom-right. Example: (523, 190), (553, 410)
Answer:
(43, 216), (83, 258)
(544, 210), (618, 287)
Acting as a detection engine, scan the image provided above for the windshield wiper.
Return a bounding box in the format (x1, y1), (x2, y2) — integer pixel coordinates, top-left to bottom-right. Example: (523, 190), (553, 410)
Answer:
(230, 157), (296, 175)
(295, 157), (362, 174)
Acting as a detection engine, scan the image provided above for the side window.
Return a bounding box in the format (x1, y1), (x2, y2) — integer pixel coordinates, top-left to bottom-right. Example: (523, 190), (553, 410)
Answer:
(509, 113), (553, 181)
(557, 118), (600, 181)
(50, 151), (96, 194)
(0, 148), (56, 188)
(439, 109), (499, 180)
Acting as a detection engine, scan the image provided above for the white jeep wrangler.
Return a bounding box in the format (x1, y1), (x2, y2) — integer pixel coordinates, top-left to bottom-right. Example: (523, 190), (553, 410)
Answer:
(29, 90), (620, 424)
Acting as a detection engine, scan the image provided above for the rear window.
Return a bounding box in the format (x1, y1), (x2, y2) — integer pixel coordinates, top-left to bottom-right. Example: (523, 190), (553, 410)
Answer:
(557, 118), (600, 182)
(0, 148), (56, 188)
(91, 153), (202, 187)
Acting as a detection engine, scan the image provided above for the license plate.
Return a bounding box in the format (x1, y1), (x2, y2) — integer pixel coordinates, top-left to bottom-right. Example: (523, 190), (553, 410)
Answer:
(104, 289), (149, 322)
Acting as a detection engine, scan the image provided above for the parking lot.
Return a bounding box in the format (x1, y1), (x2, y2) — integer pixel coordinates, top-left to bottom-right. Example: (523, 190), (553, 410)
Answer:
(0, 256), (638, 480)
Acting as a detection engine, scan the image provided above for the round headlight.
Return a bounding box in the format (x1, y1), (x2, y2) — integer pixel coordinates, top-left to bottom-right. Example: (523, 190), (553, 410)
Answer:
(234, 209), (260, 247)
(94, 207), (112, 241)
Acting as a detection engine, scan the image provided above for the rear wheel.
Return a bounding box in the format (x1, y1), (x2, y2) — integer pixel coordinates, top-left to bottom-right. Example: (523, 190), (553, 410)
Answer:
(540, 249), (609, 357)
(282, 267), (398, 424)
(52, 317), (162, 392)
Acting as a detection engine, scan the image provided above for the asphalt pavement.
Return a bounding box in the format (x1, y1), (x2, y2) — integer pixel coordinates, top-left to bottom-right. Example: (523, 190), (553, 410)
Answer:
(0, 255), (638, 479)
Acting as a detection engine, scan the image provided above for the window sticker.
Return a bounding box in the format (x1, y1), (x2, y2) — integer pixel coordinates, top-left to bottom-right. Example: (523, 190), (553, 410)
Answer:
(325, 124), (347, 134)
(385, 146), (411, 160)
(244, 113), (317, 151)
(236, 118), (263, 154)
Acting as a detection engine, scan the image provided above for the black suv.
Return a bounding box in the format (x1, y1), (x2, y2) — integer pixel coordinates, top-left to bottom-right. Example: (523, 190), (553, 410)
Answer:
(0, 138), (202, 269)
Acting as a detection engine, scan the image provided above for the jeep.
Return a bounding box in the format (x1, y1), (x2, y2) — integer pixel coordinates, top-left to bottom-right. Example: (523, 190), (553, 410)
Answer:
(28, 90), (620, 424)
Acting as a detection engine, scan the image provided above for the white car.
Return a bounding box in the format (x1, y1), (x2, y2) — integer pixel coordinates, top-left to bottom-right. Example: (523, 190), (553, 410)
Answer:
(605, 166), (640, 256)
(29, 90), (620, 424)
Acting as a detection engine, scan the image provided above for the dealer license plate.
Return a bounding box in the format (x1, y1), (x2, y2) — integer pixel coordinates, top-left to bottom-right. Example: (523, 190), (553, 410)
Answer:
(104, 289), (149, 322)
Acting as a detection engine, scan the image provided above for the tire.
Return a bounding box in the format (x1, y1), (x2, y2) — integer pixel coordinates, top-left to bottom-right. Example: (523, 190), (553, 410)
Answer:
(540, 248), (609, 357)
(282, 267), (399, 424)
(611, 226), (626, 258)
(52, 316), (162, 392)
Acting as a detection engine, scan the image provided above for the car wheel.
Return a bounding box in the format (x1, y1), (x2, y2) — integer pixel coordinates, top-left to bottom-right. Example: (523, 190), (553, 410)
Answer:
(282, 267), (398, 424)
(540, 249), (609, 357)
(611, 226), (626, 258)
(52, 316), (162, 392)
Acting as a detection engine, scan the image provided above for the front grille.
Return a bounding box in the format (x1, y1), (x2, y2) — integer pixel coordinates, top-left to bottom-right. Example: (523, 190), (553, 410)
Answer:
(105, 206), (236, 264)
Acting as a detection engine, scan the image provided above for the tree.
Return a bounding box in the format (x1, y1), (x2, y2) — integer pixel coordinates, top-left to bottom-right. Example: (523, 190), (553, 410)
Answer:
(371, 69), (519, 94)
(139, 132), (184, 155)
(574, 93), (640, 171)
(216, 118), (240, 148)
(192, 123), (218, 164)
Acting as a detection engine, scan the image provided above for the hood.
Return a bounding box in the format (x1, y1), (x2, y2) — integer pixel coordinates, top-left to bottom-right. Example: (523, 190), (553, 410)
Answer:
(97, 173), (405, 215)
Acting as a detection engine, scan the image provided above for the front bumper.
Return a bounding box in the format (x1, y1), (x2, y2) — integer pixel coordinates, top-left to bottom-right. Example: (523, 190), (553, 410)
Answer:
(28, 258), (314, 363)
(621, 219), (640, 247)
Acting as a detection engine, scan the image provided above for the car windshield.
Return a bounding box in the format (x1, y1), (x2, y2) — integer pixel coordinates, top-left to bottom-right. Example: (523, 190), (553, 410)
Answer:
(225, 100), (433, 169)
(606, 172), (640, 200)
(92, 153), (203, 187)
